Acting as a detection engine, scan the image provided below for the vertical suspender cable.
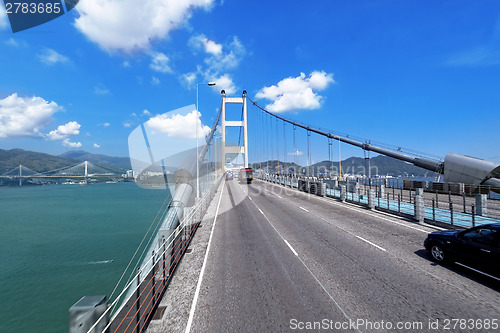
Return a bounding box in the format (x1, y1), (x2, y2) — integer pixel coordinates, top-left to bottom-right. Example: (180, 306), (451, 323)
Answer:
(284, 122), (287, 171)
(339, 138), (342, 181)
(293, 125), (297, 175)
(266, 113), (269, 174)
(307, 130), (311, 177)
(329, 136), (333, 178)
(276, 118), (280, 174)
(260, 106), (263, 171)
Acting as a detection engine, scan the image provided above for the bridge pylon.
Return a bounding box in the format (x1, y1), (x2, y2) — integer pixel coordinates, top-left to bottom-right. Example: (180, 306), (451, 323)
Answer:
(221, 90), (248, 171)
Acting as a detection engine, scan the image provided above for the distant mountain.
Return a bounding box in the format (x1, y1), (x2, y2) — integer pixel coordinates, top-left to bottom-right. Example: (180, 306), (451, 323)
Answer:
(251, 155), (439, 177)
(59, 150), (132, 171)
(0, 148), (131, 175)
(0, 148), (78, 174)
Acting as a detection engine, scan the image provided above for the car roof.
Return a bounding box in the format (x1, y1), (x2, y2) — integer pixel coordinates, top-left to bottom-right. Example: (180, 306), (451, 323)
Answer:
(477, 223), (500, 230)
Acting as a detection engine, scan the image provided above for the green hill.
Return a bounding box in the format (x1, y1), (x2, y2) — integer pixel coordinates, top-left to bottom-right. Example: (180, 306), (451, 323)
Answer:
(0, 149), (78, 174)
(59, 150), (132, 171)
(0, 149), (130, 175)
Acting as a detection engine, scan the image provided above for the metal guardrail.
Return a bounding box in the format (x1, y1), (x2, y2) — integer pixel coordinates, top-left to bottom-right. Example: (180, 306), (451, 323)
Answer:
(258, 175), (500, 229)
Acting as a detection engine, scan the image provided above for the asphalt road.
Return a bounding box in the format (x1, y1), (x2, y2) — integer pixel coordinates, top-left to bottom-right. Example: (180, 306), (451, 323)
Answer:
(187, 179), (500, 332)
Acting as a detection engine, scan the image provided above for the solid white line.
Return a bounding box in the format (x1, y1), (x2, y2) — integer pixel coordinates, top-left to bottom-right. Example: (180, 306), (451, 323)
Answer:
(258, 208), (265, 215)
(355, 235), (387, 252)
(455, 262), (500, 282)
(284, 239), (298, 256)
(299, 206), (309, 213)
(249, 196), (253, 201)
(275, 194), (283, 199)
(185, 179), (225, 333)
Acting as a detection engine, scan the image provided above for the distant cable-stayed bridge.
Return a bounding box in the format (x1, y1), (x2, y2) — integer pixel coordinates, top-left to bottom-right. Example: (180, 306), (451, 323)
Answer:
(0, 161), (121, 185)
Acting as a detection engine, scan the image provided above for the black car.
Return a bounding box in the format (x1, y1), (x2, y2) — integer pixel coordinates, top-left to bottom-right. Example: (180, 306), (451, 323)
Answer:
(424, 223), (500, 280)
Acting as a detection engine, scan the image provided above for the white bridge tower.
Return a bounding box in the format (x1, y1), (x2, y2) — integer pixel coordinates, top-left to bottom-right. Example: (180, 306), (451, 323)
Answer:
(221, 90), (249, 171)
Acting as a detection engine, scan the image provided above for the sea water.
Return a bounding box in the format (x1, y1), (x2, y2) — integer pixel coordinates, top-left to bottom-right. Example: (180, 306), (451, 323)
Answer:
(0, 182), (168, 333)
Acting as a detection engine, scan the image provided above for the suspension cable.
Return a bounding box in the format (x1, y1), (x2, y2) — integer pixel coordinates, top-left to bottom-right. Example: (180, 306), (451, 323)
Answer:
(283, 122), (287, 167)
(246, 95), (443, 173)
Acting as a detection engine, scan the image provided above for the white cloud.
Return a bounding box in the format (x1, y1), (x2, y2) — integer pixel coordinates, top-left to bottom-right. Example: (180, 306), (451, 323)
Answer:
(204, 39), (223, 55)
(204, 36), (245, 72)
(146, 109), (210, 139)
(150, 52), (172, 73)
(5, 38), (28, 47)
(63, 139), (82, 148)
(123, 121), (133, 128)
(94, 143), (100, 148)
(0, 93), (62, 138)
(189, 34), (222, 55)
(38, 48), (69, 65)
(180, 72), (198, 88)
(46, 121), (81, 140)
(256, 71), (334, 113)
(288, 150), (303, 156)
(103, 122), (110, 127)
(209, 73), (236, 95)
(74, 0), (214, 53)
(94, 84), (111, 95)
(122, 61), (131, 67)
(182, 36), (245, 94)
(0, 6), (8, 30)
(446, 46), (500, 67)
(151, 76), (160, 85)
(143, 109), (152, 116)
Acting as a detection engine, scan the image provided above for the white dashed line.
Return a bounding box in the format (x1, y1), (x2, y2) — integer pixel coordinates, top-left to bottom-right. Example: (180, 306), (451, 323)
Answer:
(247, 198), (357, 330)
(284, 239), (298, 256)
(355, 235), (387, 252)
(299, 206), (309, 213)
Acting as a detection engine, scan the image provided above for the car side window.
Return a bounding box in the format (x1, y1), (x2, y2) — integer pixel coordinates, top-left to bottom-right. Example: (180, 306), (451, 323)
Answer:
(462, 228), (497, 246)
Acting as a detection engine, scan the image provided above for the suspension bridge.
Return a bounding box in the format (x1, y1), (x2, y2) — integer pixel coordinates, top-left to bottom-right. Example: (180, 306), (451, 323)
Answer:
(71, 91), (500, 333)
(0, 161), (121, 186)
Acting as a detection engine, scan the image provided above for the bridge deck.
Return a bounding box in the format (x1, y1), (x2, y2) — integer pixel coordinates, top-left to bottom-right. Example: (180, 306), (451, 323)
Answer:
(147, 179), (500, 332)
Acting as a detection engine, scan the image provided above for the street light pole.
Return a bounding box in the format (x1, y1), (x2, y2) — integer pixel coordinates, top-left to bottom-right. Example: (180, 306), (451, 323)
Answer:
(196, 82), (216, 198)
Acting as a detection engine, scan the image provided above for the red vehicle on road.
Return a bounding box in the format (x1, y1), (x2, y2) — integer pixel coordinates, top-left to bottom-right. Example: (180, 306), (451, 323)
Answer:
(239, 168), (253, 184)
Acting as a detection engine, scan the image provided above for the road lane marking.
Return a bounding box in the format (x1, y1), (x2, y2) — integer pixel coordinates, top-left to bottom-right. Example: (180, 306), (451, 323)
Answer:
(254, 180), (489, 303)
(299, 206), (309, 213)
(247, 197), (359, 332)
(355, 235), (387, 252)
(455, 262), (500, 282)
(284, 239), (298, 256)
(185, 179), (225, 333)
(303, 207), (388, 253)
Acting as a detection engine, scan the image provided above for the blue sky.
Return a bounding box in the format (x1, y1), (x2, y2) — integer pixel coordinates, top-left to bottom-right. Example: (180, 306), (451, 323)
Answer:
(0, 0), (499, 165)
